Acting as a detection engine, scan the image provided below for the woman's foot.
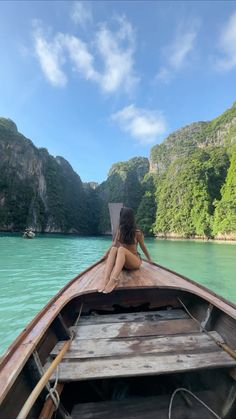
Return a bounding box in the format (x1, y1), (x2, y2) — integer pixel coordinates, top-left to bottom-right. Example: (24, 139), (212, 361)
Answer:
(98, 276), (110, 292)
(103, 277), (119, 293)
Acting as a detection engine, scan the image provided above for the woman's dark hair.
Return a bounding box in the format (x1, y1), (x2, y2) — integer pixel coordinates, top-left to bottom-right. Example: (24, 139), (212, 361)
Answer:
(119, 207), (136, 244)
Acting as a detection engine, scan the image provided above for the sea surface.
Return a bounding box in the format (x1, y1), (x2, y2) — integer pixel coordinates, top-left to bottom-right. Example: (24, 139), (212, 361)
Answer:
(0, 233), (235, 355)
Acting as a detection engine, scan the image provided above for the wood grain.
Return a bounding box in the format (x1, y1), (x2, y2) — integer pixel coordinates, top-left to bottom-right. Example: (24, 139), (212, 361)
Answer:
(51, 331), (223, 359)
(70, 319), (200, 340)
(48, 351), (236, 381)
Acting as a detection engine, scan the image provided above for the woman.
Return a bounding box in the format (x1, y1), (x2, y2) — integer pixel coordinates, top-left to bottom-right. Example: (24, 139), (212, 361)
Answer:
(99, 207), (152, 293)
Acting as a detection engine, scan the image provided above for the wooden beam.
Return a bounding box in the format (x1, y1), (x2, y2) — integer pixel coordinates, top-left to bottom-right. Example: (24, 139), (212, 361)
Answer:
(70, 318), (200, 340)
(51, 332), (223, 359)
(48, 351), (236, 382)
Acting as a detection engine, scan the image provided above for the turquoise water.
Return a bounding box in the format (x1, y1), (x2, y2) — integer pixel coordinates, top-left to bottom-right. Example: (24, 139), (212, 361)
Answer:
(0, 234), (235, 355)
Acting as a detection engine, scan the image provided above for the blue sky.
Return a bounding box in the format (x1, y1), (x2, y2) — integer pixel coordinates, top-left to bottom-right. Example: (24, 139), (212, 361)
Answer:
(1, 1), (236, 183)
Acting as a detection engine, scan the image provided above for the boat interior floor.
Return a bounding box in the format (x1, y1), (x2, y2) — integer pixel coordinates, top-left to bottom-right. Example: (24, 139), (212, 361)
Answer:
(48, 308), (236, 381)
(46, 307), (236, 418)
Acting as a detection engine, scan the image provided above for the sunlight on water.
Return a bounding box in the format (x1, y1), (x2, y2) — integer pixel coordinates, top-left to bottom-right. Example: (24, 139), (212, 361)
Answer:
(0, 234), (235, 355)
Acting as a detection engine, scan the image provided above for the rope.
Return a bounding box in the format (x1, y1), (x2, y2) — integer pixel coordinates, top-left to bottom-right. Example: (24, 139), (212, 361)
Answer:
(178, 298), (236, 360)
(45, 365), (60, 409)
(43, 303), (84, 413)
(168, 387), (222, 419)
(74, 304), (83, 329)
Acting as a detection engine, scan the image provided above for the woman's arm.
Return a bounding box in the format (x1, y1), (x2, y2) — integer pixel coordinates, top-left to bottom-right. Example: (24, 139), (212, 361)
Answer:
(137, 231), (153, 262)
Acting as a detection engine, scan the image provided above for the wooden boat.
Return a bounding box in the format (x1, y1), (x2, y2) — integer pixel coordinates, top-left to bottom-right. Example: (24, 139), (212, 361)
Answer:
(1, 258), (236, 419)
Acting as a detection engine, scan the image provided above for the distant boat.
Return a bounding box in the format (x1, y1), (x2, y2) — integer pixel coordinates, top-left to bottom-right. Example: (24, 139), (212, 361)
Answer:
(0, 258), (236, 418)
(22, 228), (35, 239)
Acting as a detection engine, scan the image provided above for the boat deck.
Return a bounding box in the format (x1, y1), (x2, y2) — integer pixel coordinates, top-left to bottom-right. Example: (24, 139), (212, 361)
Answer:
(48, 308), (236, 382)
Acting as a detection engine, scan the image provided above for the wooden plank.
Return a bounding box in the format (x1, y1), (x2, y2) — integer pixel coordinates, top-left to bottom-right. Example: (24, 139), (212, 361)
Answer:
(79, 309), (188, 325)
(51, 332), (223, 359)
(71, 319), (200, 340)
(48, 351), (236, 382)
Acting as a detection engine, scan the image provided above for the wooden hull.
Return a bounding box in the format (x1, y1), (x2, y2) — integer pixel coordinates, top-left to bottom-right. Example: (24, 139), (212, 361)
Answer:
(1, 259), (236, 418)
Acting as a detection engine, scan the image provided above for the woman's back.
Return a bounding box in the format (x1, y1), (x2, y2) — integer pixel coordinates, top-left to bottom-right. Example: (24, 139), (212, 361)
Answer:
(117, 229), (141, 256)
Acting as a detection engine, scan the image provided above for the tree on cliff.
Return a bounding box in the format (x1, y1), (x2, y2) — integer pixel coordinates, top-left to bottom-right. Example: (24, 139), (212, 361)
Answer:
(213, 146), (236, 237)
(154, 149), (229, 238)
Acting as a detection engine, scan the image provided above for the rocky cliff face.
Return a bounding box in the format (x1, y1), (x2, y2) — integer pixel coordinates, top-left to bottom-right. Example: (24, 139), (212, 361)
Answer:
(150, 102), (236, 175)
(150, 102), (236, 239)
(1, 101), (236, 239)
(0, 118), (89, 233)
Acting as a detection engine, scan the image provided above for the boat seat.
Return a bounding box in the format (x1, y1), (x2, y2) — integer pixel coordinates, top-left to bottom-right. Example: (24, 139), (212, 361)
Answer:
(47, 309), (236, 382)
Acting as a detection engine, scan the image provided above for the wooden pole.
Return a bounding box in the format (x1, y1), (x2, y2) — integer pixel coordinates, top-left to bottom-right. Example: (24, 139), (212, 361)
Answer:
(17, 339), (72, 419)
(17, 304), (83, 419)
(17, 338), (72, 419)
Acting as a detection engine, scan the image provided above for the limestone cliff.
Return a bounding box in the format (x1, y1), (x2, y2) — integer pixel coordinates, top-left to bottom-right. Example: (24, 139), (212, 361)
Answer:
(150, 102), (236, 239)
(0, 118), (89, 233)
(97, 157), (149, 233)
(150, 102), (236, 175)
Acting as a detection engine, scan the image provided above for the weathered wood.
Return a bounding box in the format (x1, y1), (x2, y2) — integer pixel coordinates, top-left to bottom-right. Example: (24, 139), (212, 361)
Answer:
(79, 309), (188, 325)
(71, 318), (200, 340)
(51, 331), (224, 359)
(71, 392), (220, 419)
(48, 351), (236, 382)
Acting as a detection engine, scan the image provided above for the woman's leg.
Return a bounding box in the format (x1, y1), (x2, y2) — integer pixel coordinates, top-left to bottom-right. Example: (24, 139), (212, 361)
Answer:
(98, 246), (117, 292)
(103, 247), (141, 293)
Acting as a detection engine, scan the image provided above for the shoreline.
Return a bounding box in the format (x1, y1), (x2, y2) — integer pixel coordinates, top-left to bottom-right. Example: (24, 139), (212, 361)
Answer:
(153, 236), (236, 244)
(0, 230), (236, 243)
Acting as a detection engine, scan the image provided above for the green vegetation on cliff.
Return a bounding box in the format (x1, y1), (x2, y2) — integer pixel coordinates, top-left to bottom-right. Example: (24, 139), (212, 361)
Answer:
(98, 157), (149, 233)
(150, 102), (236, 175)
(154, 149), (229, 238)
(136, 173), (157, 234)
(0, 119), (92, 233)
(1, 101), (236, 239)
(213, 145), (236, 237)
(150, 102), (236, 239)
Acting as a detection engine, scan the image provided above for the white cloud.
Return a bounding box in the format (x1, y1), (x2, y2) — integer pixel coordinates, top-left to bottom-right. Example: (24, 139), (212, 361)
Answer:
(95, 16), (138, 93)
(33, 23), (67, 87)
(217, 11), (236, 71)
(111, 105), (167, 145)
(156, 27), (197, 83)
(169, 31), (196, 69)
(61, 34), (99, 81)
(70, 1), (92, 27)
(32, 16), (138, 94)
